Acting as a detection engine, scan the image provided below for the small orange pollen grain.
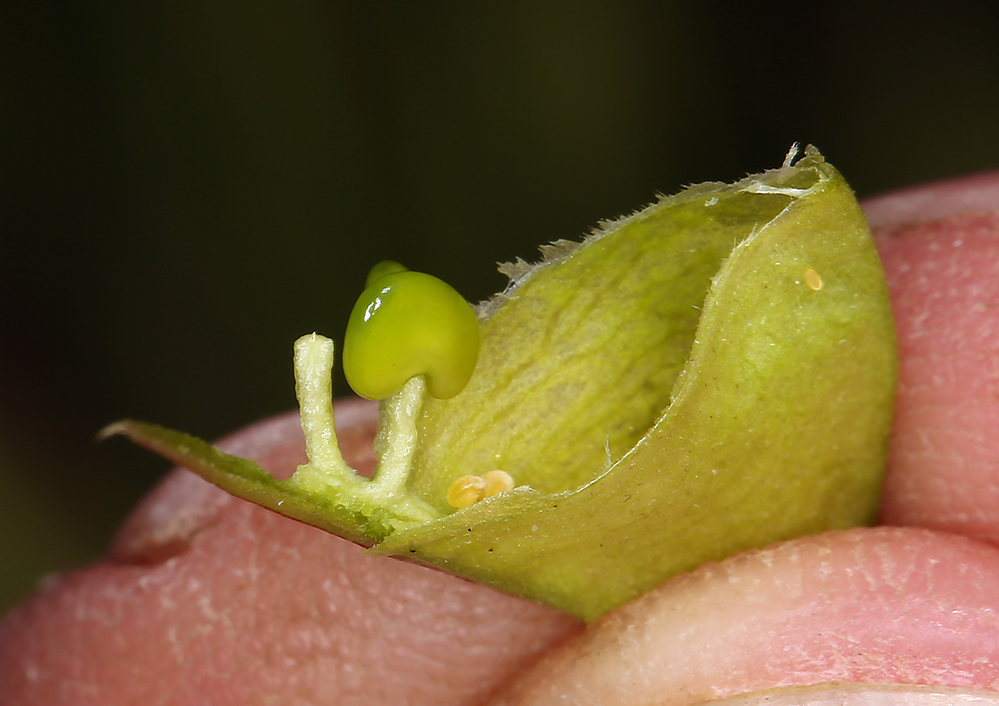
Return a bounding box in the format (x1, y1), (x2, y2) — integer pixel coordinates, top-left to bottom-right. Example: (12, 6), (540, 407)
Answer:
(447, 475), (487, 508)
(804, 268), (822, 291)
(482, 470), (515, 498)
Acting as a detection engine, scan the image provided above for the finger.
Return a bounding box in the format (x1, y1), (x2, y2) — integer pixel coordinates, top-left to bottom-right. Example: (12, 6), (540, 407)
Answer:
(863, 169), (999, 230)
(489, 527), (999, 706)
(869, 172), (999, 544)
(0, 400), (581, 706)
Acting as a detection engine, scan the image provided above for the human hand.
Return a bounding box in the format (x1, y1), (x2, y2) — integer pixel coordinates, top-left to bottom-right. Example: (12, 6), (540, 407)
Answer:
(2, 171), (998, 705)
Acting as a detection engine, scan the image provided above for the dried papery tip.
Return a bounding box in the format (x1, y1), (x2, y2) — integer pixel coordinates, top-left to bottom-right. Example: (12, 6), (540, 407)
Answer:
(447, 474), (487, 508)
(782, 142), (801, 168)
(482, 470), (515, 498)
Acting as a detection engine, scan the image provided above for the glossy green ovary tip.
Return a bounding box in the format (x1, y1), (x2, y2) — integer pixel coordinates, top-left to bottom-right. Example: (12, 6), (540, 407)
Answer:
(343, 265), (480, 400)
(365, 259), (408, 288)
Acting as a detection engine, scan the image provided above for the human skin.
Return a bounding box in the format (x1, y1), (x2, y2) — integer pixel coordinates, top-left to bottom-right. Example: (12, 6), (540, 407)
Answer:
(2, 171), (998, 705)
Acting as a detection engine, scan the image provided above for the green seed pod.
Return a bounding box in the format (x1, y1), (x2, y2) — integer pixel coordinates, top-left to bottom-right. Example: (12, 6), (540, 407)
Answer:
(343, 267), (480, 400)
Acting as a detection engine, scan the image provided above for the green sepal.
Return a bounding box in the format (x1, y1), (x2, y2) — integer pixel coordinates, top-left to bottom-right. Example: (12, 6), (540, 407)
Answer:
(373, 152), (894, 619)
(378, 149), (895, 620)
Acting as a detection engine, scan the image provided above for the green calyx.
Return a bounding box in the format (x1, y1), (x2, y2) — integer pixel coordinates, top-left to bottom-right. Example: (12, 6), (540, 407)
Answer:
(106, 148), (897, 621)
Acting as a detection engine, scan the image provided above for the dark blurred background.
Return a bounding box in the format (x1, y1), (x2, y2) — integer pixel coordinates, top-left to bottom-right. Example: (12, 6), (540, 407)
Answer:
(2, 2), (998, 612)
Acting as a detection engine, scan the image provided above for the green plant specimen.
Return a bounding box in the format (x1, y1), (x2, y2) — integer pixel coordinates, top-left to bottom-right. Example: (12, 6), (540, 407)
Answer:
(105, 148), (896, 621)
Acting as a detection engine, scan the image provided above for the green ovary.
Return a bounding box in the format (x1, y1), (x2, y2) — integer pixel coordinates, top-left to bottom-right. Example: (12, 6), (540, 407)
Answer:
(364, 259), (408, 288)
(342, 268), (480, 400)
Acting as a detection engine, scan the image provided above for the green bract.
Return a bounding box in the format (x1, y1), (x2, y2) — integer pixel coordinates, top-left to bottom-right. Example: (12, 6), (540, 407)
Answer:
(106, 149), (897, 621)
